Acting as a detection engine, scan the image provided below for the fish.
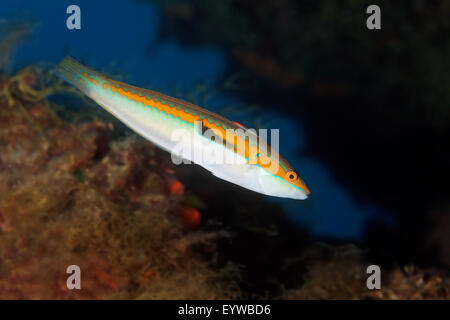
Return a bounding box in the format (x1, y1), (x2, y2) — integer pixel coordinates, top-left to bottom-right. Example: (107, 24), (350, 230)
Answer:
(57, 57), (310, 200)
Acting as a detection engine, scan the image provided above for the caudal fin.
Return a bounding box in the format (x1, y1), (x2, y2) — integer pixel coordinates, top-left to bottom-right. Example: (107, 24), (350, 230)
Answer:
(57, 56), (101, 94)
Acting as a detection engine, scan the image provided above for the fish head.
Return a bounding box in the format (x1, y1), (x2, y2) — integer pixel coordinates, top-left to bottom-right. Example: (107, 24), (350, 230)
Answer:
(224, 144), (311, 200)
(256, 165), (311, 200)
(207, 155), (310, 200)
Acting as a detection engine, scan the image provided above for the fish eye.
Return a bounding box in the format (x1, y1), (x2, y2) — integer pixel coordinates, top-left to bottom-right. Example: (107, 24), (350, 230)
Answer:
(286, 171), (298, 182)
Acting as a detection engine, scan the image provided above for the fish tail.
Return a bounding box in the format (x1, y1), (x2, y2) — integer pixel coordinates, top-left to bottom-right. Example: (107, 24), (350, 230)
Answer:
(57, 56), (100, 95)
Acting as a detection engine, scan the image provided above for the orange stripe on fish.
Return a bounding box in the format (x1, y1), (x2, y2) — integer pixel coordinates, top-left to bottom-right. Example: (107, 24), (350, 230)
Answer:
(57, 56), (311, 199)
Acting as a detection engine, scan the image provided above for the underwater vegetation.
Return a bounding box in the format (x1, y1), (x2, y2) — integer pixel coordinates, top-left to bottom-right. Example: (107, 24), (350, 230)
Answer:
(283, 245), (449, 300)
(0, 66), (242, 299)
(0, 16), (449, 299)
(0, 24), (240, 297)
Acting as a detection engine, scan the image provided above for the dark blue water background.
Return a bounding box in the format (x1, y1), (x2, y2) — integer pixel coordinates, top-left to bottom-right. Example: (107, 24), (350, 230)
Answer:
(1, 0), (394, 239)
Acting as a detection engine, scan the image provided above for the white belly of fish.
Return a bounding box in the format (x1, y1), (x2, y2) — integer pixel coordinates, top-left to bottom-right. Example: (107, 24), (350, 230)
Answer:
(87, 87), (263, 193)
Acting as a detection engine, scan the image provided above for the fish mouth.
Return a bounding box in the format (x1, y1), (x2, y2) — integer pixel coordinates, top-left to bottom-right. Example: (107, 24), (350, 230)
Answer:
(303, 188), (311, 197)
(290, 182), (310, 200)
(290, 188), (308, 200)
(298, 180), (311, 196)
(296, 192), (308, 200)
